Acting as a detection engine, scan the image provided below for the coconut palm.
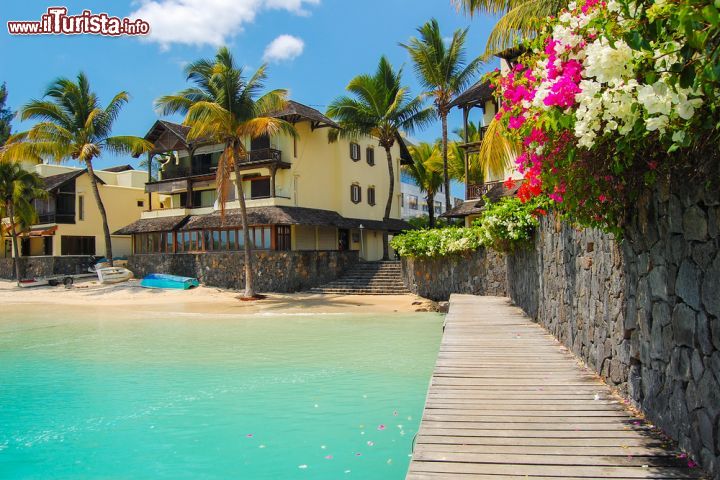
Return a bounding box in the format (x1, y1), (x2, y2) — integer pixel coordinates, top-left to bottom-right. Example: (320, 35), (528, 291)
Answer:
(0, 83), (13, 147)
(403, 142), (445, 228)
(328, 56), (435, 259)
(0, 162), (47, 285)
(401, 18), (482, 212)
(4, 73), (150, 266)
(155, 46), (296, 298)
(453, 0), (565, 56)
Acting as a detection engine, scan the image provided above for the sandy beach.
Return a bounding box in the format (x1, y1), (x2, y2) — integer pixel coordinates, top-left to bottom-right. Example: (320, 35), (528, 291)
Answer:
(0, 279), (437, 315)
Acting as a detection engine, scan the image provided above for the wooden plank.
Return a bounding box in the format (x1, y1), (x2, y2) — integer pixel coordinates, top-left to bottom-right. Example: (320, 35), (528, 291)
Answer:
(406, 295), (701, 479)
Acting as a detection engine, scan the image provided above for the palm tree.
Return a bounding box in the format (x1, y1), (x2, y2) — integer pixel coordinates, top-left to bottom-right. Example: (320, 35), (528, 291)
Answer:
(403, 142), (445, 228)
(401, 18), (482, 212)
(5, 73), (150, 266)
(328, 56), (435, 259)
(0, 162), (47, 285)
(0, 83), (13, 147)
(155, 46), (296, 299)
(453, 0), (566, 56)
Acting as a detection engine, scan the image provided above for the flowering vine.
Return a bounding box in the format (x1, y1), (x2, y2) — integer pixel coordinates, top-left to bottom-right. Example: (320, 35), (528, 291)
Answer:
(491, 0), (719, 233)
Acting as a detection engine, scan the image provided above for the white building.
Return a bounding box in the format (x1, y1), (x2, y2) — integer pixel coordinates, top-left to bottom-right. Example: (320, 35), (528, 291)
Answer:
(399, 171), (462, 220)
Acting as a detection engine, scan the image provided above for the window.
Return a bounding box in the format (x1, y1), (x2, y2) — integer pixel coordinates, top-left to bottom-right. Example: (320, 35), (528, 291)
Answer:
(61, 236), (96, 255)
(277, 226), (291, 251)
(137, 200), (144, 208)
(422, 203), (429, 212)
(408, 195), (418, 210)
(435, 201), (443, 215)
(78, 195), (84, 221)
(367, 186), (376, 206)
(366, 147), (375, 166)
(250, 177), (271, 199)
(350, 184), (362, 204)
(251, 134), (271, 151)
(350, 142), (361, 161)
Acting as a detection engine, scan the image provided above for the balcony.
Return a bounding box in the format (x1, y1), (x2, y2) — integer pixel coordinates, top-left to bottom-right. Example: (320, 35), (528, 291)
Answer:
(466, 180), (503, 200)
(159, 148), (284, 181)
(36, 212), (75, 225)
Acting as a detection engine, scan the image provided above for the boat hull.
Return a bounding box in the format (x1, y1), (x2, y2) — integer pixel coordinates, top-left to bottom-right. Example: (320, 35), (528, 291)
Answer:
(140, 274), (199, 290)
(96, 267), (133, 284)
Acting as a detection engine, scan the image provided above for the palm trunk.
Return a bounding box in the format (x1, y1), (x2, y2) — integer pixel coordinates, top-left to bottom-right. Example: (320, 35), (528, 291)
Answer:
(7, 203), (22, 286)
(382, 146), (395, 261)
(233, 152), (255, 298)
(427, 193), (435, 228)
(441, 112), (452, 213)
(84, 160), (113, 266)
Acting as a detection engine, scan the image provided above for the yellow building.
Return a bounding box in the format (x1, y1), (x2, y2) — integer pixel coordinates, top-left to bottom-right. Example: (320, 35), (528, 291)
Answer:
(2, 163), (150, 259)
(117, 101), (410, 261)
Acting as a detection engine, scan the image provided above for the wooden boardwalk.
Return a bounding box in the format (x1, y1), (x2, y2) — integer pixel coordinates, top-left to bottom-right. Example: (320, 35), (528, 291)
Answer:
(407, 295), (704, 479)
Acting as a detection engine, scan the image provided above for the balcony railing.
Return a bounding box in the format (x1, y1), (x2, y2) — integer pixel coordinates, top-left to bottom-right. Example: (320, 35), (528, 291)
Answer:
(159, 148), (283, 181)
(466, 180), (503, 200)
(37, 213), (75, 224)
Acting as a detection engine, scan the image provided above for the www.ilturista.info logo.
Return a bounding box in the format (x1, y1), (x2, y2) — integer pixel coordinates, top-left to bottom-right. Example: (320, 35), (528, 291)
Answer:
(7, 7), (150, 36)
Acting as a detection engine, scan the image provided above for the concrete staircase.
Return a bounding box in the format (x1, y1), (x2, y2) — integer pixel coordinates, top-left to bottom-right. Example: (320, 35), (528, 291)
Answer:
(309, 261), (409, 295)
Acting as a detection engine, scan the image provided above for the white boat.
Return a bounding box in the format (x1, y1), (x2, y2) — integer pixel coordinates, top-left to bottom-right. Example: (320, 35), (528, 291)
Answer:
(96, 267), (133, 284)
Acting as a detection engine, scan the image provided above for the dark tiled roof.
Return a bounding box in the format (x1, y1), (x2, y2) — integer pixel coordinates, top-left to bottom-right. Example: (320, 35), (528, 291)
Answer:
(41, 169), (105, 192)
(102, 164), (134, 173)
(271, 101), (340, 129)
(156, 120), (192, 142)
(113, 215), (189, 235)
(448, 80), (494, 109)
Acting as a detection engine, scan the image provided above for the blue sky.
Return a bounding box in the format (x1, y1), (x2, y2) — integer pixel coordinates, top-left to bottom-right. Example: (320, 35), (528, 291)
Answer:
(1, 0), (497, 175)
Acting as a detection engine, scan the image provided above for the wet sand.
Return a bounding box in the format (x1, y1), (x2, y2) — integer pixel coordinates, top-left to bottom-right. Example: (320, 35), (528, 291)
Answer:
(0, 279), (436, 315)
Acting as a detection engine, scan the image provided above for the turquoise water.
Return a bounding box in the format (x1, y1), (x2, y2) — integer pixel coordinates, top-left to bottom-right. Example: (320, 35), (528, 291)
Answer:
(0, 306), (442, 479)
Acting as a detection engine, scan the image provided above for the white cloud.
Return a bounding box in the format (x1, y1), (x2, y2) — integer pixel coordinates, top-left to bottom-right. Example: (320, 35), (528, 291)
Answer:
(130, 0), (319, 49)
(263, 35), (305, 63)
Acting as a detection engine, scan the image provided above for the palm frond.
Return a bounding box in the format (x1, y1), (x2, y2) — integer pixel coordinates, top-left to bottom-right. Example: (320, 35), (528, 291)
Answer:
(103, 136), (153, 157)
(478, 118), (518, 178)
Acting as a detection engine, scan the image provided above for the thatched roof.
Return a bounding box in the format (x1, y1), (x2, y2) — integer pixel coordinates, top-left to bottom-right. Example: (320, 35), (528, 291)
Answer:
(270, 101), (339, 129)
(42, 170), (105, 192)
(442, 200), (484, 218)
(180, 206), (411, 233)
(448, 80), (494, 110)
(180, 206), (345, 230)
(113, 215), (189, 235)
(115, 206), (411, 235)
(441, 180), (524, 218)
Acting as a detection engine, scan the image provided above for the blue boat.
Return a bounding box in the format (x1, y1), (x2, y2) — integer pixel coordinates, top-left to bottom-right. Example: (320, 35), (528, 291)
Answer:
(140, 274), (199, 290)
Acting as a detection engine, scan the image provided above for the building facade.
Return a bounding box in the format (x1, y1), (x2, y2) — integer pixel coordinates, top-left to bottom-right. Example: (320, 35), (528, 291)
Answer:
(399, 171), (462, 220)
(2, 163), (150, 260)
(117, 101), (410, 262)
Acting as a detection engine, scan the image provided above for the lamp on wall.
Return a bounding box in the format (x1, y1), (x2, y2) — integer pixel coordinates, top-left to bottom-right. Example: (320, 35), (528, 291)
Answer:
(359, 224), (365, 261)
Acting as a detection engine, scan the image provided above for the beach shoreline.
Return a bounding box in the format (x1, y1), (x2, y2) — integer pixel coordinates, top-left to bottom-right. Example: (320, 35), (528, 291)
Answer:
(0, 279), (436, 315)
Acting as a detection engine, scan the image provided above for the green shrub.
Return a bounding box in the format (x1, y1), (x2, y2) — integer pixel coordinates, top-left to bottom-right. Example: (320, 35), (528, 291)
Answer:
(392, 196), (549, 258)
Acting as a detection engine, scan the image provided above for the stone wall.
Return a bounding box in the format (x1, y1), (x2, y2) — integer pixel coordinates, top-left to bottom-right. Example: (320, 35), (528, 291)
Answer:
(0, 256), (95, 280)
(507, 181), (720, 477)
(128, 250), (359, 293)
(401, 248), (507, 301)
